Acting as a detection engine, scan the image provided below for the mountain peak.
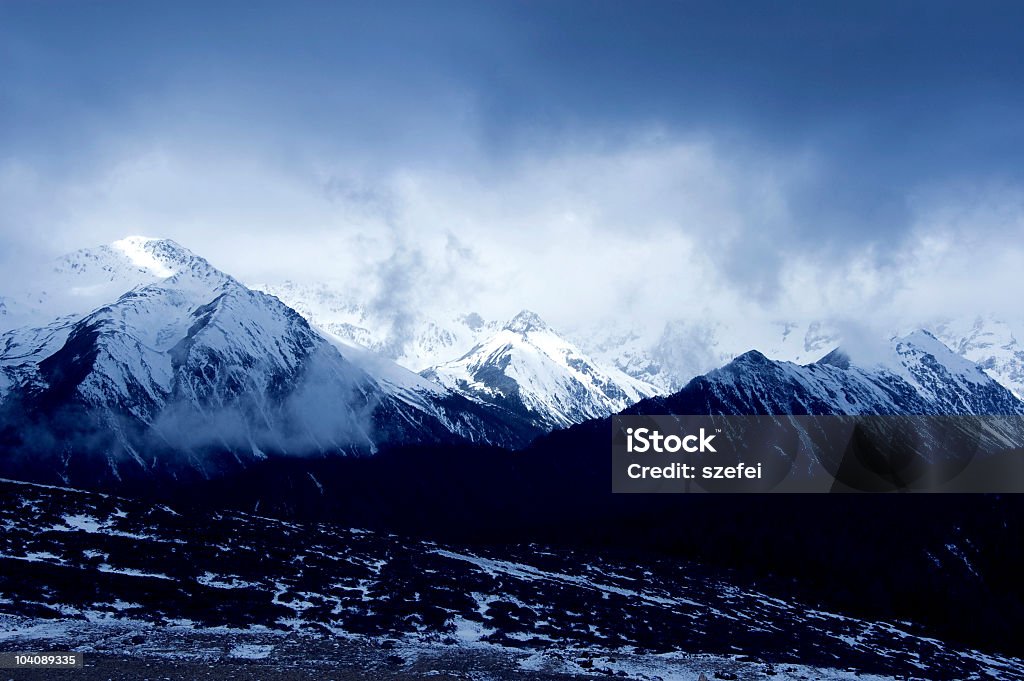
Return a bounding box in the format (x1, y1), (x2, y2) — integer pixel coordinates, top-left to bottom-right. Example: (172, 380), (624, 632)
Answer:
(53, 235), (209, 287)
(108, 236), (236, 291)
(424, 311), (656, 430)
(504, 310), (548, 334)
(110, 236), (181, 278)
(898, 328), (943, 349)
(816, 348), (852, 369)
(731, 349), (771, 365)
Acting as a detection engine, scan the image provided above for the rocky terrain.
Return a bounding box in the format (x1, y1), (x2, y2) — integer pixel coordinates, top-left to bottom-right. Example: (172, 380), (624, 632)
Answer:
(1, 478), (1021, 680)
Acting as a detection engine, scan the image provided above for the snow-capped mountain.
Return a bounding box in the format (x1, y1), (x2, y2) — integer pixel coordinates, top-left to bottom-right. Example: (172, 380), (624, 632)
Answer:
(578, 313), (1024, 403)
(6, 236), (1020, 489)
(600, 330), (1024, 488)
(634, 329), (1024, 418)
(422, 310), (657, 431)
(931, 315), (1024, 399)
(255, 283), (660, 429)
(0, 238), (536, 485)
(574, 318), (839, 394)
(1, 237), (208, 331)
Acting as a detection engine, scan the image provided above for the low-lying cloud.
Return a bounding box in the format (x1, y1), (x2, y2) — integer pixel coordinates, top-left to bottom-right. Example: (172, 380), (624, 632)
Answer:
(1, 131), (1022, 348)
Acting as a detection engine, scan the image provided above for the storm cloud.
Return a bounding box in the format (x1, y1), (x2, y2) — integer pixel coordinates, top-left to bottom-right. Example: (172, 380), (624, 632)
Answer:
(2, 1), (1023, 337)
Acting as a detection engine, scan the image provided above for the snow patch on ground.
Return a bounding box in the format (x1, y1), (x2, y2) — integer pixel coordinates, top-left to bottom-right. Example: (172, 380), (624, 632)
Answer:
(228, 643), (275, 659)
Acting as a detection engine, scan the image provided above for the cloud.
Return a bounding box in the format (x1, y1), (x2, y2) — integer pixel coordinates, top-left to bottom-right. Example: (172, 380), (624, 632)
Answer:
(1, 126), (1022, 351)
(4, 2), (1024, 353)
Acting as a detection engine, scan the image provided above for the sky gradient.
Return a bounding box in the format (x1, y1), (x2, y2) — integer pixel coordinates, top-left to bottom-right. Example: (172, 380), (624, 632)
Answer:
(2, 1), (1023, 332)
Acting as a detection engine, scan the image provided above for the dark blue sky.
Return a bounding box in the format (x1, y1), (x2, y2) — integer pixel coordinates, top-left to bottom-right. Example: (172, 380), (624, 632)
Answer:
(5, 1), (1023, 171)
(1, 1), (1023, 324)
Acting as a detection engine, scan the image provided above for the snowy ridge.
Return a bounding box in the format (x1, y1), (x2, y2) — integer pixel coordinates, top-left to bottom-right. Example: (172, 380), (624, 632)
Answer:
(258, 279), (658, 431)
(1, 239), (379, 477)
(109, 236), (177, 277)
(574, 318), (841, 395)
(313, 326), (542, 448)
(932, 315), (1024, 399)
(1, 236), (234, 411)
(253, 279), (1024, 406)
(16, 251), (1024, 405)
(1, 236), (225, 330)
(579, 314), (1024, 404)
(422, 310), (657, 430)
(637, 330), (1024, 419)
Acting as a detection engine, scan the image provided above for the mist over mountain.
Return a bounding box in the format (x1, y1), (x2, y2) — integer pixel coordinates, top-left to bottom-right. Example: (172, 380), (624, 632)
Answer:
(0, 238), (537, 485)
(632, 329), (1024, 418)
(4, 236), (1024, 490)
(933, 315), (1024, 399)
(255, 279), (502, 372)
(263, 275), (1024, 402)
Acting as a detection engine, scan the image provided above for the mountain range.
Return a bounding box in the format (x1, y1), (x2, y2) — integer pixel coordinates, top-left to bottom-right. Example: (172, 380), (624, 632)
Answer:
(634, 329), (1024, 418)
(261, 278), (1024, 400)
(0, 238), (536, 484)
(2, 236), (1023, 488)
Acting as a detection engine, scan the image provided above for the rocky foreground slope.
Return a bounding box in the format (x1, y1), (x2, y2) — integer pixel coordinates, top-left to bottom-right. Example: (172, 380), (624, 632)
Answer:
(1, 478), (1021, 680)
